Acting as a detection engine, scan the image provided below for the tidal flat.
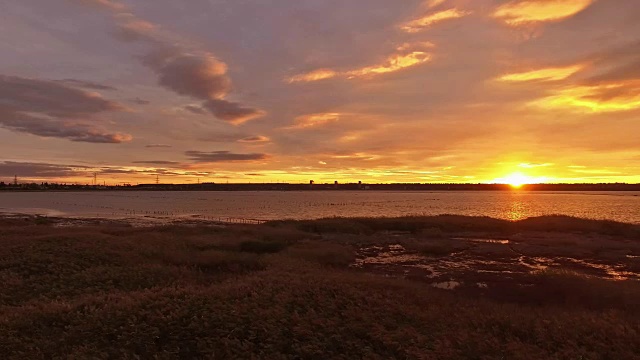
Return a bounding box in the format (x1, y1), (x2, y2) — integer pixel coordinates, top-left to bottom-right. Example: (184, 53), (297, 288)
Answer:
(1, 215), (639, 359)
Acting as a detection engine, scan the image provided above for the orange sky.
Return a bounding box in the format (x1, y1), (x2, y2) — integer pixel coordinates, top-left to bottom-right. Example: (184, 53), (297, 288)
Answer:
(1, 0), (639, 185)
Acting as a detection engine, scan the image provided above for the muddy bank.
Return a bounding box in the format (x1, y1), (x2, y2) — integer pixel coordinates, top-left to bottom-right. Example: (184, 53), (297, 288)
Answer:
(350, 231), (640, 291)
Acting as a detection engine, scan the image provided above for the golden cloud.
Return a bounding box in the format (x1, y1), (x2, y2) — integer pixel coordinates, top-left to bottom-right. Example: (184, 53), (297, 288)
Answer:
(287, 113), (341, 129)
(401, 8), (471, 33)
(287, 44), (432, 83)
(346, 52), (431, 78)
(531, 81), (640, 112)
(498, 64), (585, 82)
(493, 0), (594, 26)
(287, 69), (338, 83)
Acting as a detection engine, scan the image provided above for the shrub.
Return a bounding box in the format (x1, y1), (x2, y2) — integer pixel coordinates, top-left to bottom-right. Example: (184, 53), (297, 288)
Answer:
(239, 240), (289, 254)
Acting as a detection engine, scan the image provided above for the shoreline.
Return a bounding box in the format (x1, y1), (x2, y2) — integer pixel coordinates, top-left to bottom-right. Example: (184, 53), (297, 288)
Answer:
(3, 211), (640, 227)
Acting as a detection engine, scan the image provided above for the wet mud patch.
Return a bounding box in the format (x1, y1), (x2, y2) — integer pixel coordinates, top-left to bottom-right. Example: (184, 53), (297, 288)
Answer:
(352, 233), (640, 291)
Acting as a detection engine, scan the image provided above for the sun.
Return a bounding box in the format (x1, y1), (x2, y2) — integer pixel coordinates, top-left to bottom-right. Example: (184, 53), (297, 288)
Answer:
(494, 172), (535, 188)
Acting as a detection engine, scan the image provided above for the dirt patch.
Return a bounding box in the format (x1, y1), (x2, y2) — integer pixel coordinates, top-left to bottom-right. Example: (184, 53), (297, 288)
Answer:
(352, 234), (640, 289)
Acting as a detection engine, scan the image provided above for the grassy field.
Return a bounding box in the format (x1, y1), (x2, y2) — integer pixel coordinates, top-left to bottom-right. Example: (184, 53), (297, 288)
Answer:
(0, 215), (639, 359)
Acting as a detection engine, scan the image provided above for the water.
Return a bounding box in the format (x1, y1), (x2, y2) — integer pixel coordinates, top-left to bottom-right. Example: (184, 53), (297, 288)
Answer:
(0, 190), (639, 223)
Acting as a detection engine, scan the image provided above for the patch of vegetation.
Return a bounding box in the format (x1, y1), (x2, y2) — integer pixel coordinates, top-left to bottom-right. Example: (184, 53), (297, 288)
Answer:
(270, 214), (640, 238)
(239, 240), (289, 254)
(0, 216), (638, 359)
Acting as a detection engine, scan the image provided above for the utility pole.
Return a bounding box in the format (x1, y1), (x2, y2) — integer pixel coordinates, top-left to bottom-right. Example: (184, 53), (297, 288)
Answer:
(93, 172), (97, 186)
(14, 175), (18, 186)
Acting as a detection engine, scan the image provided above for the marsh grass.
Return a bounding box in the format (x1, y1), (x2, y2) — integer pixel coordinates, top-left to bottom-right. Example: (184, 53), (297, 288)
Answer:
(1, 216), (639, 359)
(269, 214), (640, 238)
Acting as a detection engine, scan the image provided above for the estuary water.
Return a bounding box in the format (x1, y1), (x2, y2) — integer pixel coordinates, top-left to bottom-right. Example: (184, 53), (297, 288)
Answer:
(0, 191), (639, 223)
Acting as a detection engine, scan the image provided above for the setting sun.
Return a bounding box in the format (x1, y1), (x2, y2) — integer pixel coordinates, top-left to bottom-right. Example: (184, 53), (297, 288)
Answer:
(493, 172), (545, 188)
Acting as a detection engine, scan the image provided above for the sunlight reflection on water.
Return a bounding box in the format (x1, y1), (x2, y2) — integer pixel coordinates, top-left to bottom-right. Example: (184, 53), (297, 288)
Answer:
(0, 190), (639, 223)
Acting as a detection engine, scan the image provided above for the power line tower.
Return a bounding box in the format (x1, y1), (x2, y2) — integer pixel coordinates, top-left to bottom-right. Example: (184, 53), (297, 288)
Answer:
(93, 172), (97, 186)
(156, 174), (159, 185)
(14, 175), (18, 186)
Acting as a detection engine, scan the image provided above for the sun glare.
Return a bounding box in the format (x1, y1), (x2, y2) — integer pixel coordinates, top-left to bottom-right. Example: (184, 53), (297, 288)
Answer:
(494, 172), (539, 188)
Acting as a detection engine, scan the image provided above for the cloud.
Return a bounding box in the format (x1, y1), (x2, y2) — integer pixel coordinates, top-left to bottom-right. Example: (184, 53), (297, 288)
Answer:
(0, 75), (123, 117)
(530, 82), (640, 113)
(185, 150), (269, 163)
(584, 41), (640, 85)
(498, 64), (585, 82)
(287, 69), (338, 83)
(519, 163), (553, 168)
(183, 104), (208, 115)
(286, 113), (341, 129)
(0, 161), (89, 178)
(493, 0), (595, 26)
(130, 98), (150, 105)
(0, 112), (131, 143)
(0, 75), (131, 143)
(427, 0), (447, 8)
(132, 161), (180, 165)
(400, 8), (471, 33)
(145, 144), (172, 148)
(239, 135), (270, 143)
(55, 79), (117, 91)
(287, 43), (432, 83)
(202, 99), (266, 125)
(74, 0), (126, 11)
(76, 0), (264, 124)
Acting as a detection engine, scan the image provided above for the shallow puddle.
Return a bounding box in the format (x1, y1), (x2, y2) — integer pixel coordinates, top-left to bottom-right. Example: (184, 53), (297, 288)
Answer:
(353, 238), (640, 285)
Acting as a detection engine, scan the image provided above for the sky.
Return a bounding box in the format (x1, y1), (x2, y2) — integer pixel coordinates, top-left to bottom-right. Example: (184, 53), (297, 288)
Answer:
(1, 0), (639, 185)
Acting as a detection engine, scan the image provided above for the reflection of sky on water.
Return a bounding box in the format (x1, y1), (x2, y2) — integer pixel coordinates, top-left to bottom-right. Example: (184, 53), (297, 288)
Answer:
(0, 191), (639, 223)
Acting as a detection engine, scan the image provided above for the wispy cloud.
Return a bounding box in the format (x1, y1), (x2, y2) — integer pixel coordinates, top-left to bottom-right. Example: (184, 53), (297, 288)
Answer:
(493, 0), (595, 26)
(286, 113), (341, 129)
(530, 82), (640, 113)
(401, 8), (471, 33)
(55, 79), (117, 91)
(238, 136), (270, 143)
(0, 161), (89, 178)
(287, 43), (433, 83)
(498, 64), (585, 82)
(185, 150), (269, 163)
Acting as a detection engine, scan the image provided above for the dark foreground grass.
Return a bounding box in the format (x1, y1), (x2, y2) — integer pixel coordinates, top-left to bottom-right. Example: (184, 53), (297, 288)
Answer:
(0, 216), (639, 359)
(270, 214), (640, 238)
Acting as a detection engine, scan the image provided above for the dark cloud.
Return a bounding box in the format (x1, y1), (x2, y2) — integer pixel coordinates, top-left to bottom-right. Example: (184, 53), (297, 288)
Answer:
(0, 76), (131, 143)
(585, 41), (640, 84)
(202, 99), (265, 124)
(0, 75), (123, 117)
(130, 97), (150, 105)
(77, 0), (264, 124)
(145, 144), (172, 148)
(145, 52), (230, 100)
(132, 160), (180, 165)
(0, 111), (130, 143)
(0, 161), (89, 178)
(185, 150), (269, 163)
(197, 133), (268, 143)
(55, 79), (117, 91)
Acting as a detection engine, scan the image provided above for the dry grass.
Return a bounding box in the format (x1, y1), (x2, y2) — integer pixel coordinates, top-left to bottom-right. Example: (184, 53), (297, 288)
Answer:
(269, 214), (640, 238)
(0, 216), (639, 359)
